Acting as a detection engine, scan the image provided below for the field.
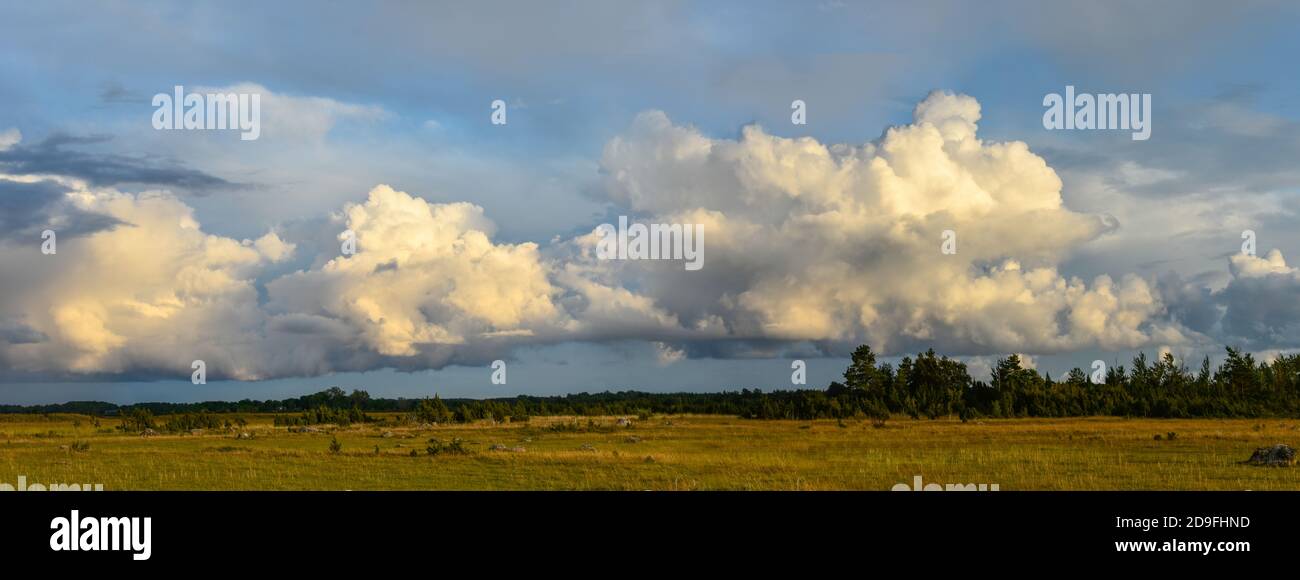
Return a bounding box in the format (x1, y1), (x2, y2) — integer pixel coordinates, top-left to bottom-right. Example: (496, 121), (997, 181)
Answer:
(1, 414), (1298, 490)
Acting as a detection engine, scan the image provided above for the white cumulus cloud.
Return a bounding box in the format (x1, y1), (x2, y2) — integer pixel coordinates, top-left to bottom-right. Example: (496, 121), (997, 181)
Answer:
(564, 91), (1180, 356)
(0, 91), (1210, 380)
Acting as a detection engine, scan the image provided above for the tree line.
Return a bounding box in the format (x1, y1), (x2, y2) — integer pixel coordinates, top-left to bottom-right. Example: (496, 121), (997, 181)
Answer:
(816, 345), (1300, 421)
(4, 345), (1300, 421)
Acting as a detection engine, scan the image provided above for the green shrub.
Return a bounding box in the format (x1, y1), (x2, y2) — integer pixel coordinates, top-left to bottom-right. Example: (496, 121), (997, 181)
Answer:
(426, 437), (470, 455)
(276, 405), (372, 428)
(865, 399), (889, 429)
(117, 408), (155, 433)
(413, 395), (453, 424)
(163, 412), (223, 433)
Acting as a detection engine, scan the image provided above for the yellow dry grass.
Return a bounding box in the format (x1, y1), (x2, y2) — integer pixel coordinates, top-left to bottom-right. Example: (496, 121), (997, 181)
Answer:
(1, 414), (1297, 490)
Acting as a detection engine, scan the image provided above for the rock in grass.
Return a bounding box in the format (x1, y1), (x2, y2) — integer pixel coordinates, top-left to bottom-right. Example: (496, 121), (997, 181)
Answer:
(489, 444), (526, 452)
(1244, 444), (1296, 466)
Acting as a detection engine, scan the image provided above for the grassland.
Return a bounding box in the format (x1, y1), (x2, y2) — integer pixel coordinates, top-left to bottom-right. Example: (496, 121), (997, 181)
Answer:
(1, 413), (1297, 490)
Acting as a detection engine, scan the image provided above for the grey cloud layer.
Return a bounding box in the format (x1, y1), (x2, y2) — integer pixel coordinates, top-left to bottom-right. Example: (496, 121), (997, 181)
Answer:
(0, 132), (235, 193)
(0, 178), (124, 242)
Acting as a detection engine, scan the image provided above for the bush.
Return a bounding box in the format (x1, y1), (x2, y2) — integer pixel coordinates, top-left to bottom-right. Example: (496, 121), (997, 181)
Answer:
(117, 408), (155, 433)
(413, 395), (453, 424)
(865, 399), (889, 429)
(163, 412), (223, 433)
(275, 405), (372, 428)
(426, 437), (470, 455)
(510, 402), (531, 423)
(328, 436), (343, 454)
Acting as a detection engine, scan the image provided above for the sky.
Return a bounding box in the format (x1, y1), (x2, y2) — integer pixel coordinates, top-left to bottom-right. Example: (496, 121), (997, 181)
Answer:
(2, 1), (1300, 404)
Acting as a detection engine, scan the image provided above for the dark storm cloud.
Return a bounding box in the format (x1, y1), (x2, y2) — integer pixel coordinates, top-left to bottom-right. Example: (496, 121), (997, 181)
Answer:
(668, 338), (848, 361)
(1156, 271), (1223, 336)
(0, 133), (235, 194)
(0, 178), (126, 241)
(1217, 271), (1300, 348)
(1157, 260), (1300, 351)
(0, 320), (44, 344)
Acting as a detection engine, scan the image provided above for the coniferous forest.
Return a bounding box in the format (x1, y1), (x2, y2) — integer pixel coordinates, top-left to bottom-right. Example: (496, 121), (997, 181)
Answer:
(5, 346), (1300, 422)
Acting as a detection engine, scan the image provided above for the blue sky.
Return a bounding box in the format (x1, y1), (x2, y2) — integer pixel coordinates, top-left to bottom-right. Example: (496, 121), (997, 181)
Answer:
(2, 1), (1300, 403)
